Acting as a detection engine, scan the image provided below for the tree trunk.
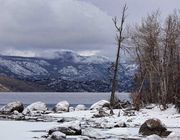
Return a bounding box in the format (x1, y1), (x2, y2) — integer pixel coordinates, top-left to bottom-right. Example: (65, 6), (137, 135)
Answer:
(110, 5), (127, 108)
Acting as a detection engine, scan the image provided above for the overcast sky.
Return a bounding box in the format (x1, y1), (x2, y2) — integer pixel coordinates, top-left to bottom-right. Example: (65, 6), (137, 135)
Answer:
(0, 0), (179, 59)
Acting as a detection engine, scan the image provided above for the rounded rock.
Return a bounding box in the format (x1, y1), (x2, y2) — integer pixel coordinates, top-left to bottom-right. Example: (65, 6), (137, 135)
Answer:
(75, 104), (86, 111)
(53, 101), (69, 113)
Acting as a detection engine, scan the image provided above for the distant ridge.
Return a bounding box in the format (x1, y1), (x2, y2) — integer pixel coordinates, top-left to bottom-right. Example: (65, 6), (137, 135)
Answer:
(0, 51), (136, 92)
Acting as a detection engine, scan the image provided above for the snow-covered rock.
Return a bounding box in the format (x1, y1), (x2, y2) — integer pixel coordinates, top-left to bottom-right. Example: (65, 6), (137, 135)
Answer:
(92, 108), (111, 118)
(90, 100), (110, 110)
(84, 117), (126, 129)
(69, 107), (74, 112)
(23, 102), (48, 116)
(75, 105), (86, 111)
(47, 131), (66, 140)
(139, 119), (171, 137)
(0, 101), (24, 114)
(53, 101), (69, 113)
(81, 128), (110, 139)
(49, 121), (81, 135)
(13, 110), (20, 115)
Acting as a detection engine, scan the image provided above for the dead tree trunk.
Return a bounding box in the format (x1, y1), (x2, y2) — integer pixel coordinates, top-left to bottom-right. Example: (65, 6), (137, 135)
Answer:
(110, 5), (127, 108)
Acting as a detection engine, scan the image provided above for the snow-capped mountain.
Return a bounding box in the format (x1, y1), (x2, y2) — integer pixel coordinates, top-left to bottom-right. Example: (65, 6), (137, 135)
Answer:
(0, 51), (136, 92)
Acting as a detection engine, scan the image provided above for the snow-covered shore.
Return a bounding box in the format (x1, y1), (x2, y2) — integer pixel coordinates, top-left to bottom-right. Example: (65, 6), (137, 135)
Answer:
(0, 100), (180, 140)
(45, 105), (180, 139)
(47, 105), (180, 128)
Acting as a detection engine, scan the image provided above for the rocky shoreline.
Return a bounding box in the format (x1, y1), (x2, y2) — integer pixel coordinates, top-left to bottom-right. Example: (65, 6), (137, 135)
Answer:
(0, 100), (180, 140)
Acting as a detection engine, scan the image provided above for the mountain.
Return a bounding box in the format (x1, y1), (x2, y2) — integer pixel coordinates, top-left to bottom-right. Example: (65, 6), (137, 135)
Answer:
(0, 51), (137, 92)
(0, 83), (10, 92)
(0, 76), (48, 92)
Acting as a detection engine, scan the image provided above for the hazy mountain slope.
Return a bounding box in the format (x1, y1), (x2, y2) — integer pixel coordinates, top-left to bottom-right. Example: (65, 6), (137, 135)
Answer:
(0, 51), (136, 92)
(0, 76), (48, 92)
(0, 83), (10, 92)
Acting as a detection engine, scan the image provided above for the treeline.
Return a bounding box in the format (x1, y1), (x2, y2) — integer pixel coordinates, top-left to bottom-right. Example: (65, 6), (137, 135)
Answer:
(131, 11), (180, 110)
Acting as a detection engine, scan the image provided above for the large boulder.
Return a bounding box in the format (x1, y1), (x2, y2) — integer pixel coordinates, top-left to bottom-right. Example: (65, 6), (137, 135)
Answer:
(90, 100), (110, 110)
(0, 101), (24, 114)
(49, 121), (81, 135)
(53, 101), (69, 113)
(47, 131), (66, 140)
(22, 101), (48, 116)
(139, 119), (171, 137)
(75, 104), (86, 111)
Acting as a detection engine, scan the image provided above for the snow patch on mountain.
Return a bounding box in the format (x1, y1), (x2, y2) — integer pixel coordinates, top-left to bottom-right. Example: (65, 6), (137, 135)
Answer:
(0, 58), (34, 76)
(0, 57), (48, 77)
(59, 66), (79, 76)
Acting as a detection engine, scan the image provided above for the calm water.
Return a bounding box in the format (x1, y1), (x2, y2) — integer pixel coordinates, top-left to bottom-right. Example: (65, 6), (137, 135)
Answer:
(0, 92), (130, 108)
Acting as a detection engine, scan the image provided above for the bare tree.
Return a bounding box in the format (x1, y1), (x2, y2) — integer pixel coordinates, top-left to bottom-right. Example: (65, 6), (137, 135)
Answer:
(131, 10), (180, 109)
(110, 5), (128, 108)
(131, 11), (161, 108)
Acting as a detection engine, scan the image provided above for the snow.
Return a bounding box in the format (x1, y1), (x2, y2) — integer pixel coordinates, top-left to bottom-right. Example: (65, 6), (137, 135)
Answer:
(34, 60), (50, 66)
(46, 104), (180, 139)
(82, 128), (109, 139)
(0, 58), (33, 76)
(0, 120), (59, 140)
(134, 105), (180, 128)
(75, 104), (86, 111)
(49, 120), (81, 135)
(0, 101), (23, 114)
(167, 132), (180, 140)
(18, 61), (48, 75)
(47, 110), (95, 119)
(23, 101), (48, 115)
(54, 100), (69, 112)
(58, 66), (78, 76)
(47, 104), (180, 128)
(90, 100), (110, 110)
(0, 104), (180, 140)
(0, 53), (135, 92)
(48, 131), (66, 139)
(106, 127), (139, 138)
(0, 58), (48, 76)
(143, 134), (162, 140)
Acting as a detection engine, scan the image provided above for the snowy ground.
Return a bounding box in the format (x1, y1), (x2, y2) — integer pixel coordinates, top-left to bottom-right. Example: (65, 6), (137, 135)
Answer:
(0, 121), (59, 140)
(47, 105), (180, 139)
(47, 104), (180, 128)
(0, 104), (180, 140)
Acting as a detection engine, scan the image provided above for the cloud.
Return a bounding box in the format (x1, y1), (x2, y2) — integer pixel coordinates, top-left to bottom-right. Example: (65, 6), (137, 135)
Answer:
(2, 0), (178, 59)
(0, 0), (115, 57)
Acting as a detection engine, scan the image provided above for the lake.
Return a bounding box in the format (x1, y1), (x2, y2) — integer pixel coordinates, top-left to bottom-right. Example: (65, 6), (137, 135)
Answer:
(0, 92), (130, 108)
